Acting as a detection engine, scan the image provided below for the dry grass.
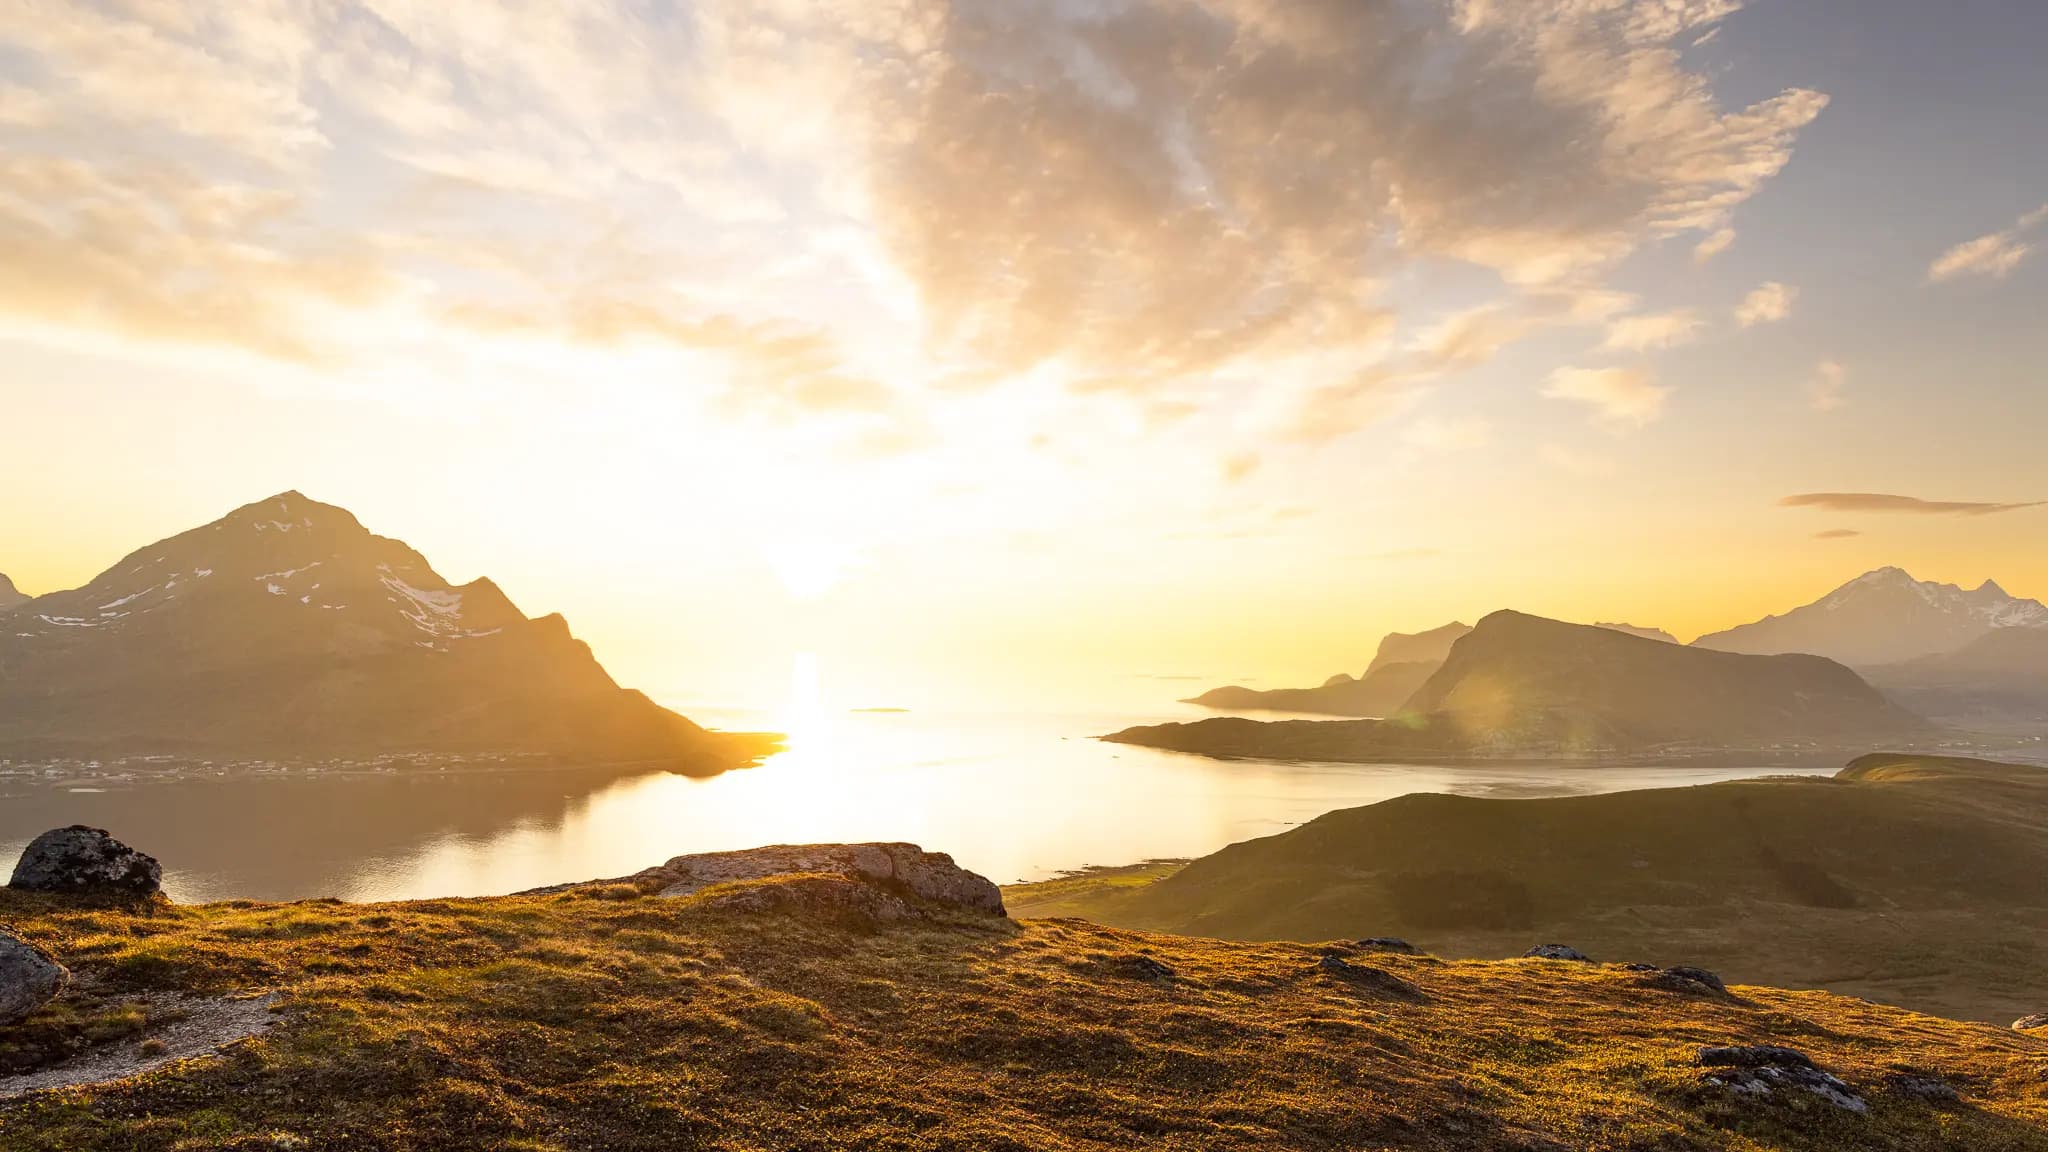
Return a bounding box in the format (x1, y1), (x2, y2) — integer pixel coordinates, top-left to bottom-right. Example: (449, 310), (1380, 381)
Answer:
(1, 880), (2046, 1150)
(1007, 756), (2048, 1025)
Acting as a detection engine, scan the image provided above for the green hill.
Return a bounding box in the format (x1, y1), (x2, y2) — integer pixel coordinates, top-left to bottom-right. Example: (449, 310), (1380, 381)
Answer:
(5, 855), (2048, 1149)
(1009, 754), (2048, 1024)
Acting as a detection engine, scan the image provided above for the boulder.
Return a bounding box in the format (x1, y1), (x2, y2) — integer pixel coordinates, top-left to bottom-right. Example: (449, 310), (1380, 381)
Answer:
(1882, 1073), (1959, 1103)
(1356, 937), (1421, 955)
(1523, 944), (1590, 962)
(2013, 1014), (2048, 1032)
(0, 926), (68, 1024)
(690, 875), (918, 922)
(1314, 955), (1424, 1000)
(1697, 1045), (1867, 1114)
(9, 826), (162, 898)
(1643, 966), (1728, 996)
(618, 843), (1005, 916)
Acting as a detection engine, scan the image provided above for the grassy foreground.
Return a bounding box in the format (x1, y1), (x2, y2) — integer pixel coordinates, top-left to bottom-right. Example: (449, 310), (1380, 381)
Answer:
(1008, 754), (2048, 1026)
(3, 875), (2048, 1150)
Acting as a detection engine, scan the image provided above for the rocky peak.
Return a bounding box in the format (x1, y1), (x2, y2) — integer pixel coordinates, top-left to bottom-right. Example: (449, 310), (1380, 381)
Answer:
(0, 572), (25, 612)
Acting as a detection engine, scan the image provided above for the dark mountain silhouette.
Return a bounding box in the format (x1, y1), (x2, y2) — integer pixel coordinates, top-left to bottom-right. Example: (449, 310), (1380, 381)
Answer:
(1114, 610), (1930, 757)
(0, 492), (774, 773)
(1692, 567), (2048, 666)
(1184, 622), (1469, 717)
(0, 573), (25, 612)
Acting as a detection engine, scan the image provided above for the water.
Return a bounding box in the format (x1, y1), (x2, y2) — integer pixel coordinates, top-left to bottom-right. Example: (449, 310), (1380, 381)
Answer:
(0, 705), (1832, 904)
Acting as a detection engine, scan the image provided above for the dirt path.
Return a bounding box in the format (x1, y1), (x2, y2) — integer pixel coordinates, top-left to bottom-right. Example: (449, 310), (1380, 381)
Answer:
(0, 993), (278, 1099)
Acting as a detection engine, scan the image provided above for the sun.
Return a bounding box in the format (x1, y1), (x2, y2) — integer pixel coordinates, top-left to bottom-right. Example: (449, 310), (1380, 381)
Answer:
(760, 529), (857, 602)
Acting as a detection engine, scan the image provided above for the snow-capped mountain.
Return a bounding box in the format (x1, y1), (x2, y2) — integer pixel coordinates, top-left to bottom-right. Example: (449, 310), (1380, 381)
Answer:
(1692, 567), (2048, 667)
(0, 492), (773, 771)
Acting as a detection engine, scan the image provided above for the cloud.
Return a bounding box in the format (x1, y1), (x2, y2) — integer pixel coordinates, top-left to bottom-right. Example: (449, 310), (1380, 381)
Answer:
(1603, 309), (1705, 351)
(1780, 493), (2047, 516)
(1928, 204), (2047, 282)
(1221, 453), (1262, 483)
(1370, 548), (1443, 561)
(1734, 281), (1797, 327)
(0, 0), (1827, 450)
(1542, 366), (1670, 428)
(1808, 360), (1846, 411)
(1693, 227), (1736, 261)
(1812, 529), (1861, 540)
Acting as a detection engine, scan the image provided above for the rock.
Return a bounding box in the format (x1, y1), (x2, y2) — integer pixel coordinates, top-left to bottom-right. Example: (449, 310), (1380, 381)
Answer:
(1698, 1045), (1816, 1070)
(2013, 1013), (2048, 1032)
(1314, 955), (1423, 999)
(1523, 944), (1589, 962)
(1619, 962), (1660, 972)
(8, 826), (162, 898)
(0, 926), (69, 1024)
(616, 843), (1004, 916)
(1356, 937), (1421, 955)
(690, 875), (918, 922)
(1114, 955), (1175, 981)
(1882, 1073), (1959, 1103)
(1643, 966), (1728, 996)
(1697, 1045), (1867, 1114)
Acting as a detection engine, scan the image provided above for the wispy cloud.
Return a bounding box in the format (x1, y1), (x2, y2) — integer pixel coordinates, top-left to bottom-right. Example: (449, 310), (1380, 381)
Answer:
(1693, 227), (1736, 261)
(1542, 367), (1670, 428)
(1781, 493), (2046, 516)
(1812, 528), (1862, 540)
(1734, 281), (1797, 327)
(1604, 309), (1705, 351)
(1929, 204), (2048, 282)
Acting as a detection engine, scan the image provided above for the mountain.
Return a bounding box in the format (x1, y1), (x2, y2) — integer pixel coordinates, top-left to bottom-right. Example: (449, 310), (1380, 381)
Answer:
(0, 492), (774, 772)
(1114, 610), (1930, 757)
(1693, 567), (2048, 666)
(1183, 622), (1469, 717)
(0, 573), (25, 612)
(1595, 622), (1677, 643)
(1008, 754), (2048, 1025)
(1404, 611), (1929, 748)
(1865, 626), (2048, 730)
(8, 833), (2048, 1147)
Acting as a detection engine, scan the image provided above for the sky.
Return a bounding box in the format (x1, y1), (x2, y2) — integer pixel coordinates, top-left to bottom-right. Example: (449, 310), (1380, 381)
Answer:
(2, 0), (2045, 713)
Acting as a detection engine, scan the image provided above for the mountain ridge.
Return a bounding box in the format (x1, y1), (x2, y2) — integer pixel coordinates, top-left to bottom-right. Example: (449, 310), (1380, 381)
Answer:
(0, 492), (774, 772)
(1694, 566), (2048, 666)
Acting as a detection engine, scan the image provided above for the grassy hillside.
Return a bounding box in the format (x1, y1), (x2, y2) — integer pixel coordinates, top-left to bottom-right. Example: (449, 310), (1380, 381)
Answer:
(1008, 755), (2048, 1025)
(5, 876), (2048, 1149)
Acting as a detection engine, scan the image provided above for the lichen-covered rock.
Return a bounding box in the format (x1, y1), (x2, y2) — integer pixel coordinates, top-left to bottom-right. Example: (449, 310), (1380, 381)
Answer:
(1642, 966), (1728, 996)
(1356, 937), (1421, 955)
(2014, 1013), (2048, 1032)
(0, 926), (68, 1024)
(1697, 1045), (1867, 1113)
(1882, 1073), (1960, 1103)
(613, 843), (1005, 916)
(8, 826), (162, 898)
(690, 874), (918, 922)
(1523, 944), (1589, 962)
(1314, 955), (1424, 1000)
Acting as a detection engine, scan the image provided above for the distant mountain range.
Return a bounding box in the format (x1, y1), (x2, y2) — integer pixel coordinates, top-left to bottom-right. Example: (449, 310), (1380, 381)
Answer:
(0, 492), (775, 772)
(1694, 566), (2048, 666)
(1186, 619), (1685, 719)
(0, 573), (25, 612)
(1185, 622), (1470, 717)
(1117, 610), (1928, 758)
